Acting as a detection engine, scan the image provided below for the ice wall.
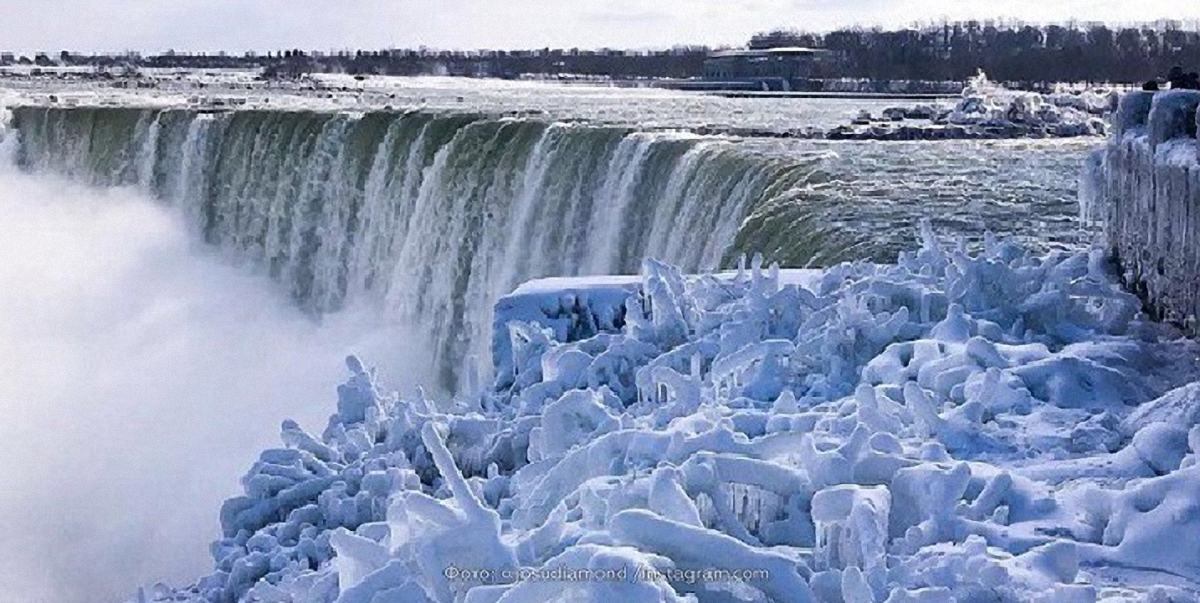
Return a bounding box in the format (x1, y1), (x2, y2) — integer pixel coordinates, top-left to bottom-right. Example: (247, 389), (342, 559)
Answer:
(1086, 90), (1200, 331)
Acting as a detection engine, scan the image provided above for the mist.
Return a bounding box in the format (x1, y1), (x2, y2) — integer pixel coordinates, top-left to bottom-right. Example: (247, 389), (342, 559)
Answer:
(0, 169), (419, 602)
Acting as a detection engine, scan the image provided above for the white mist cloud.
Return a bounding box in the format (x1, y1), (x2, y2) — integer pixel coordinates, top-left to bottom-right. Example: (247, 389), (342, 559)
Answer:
(0, 172), (413, 602)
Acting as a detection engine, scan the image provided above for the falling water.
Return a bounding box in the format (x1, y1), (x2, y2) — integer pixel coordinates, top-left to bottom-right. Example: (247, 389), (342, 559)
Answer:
(11, 106), (820, 391)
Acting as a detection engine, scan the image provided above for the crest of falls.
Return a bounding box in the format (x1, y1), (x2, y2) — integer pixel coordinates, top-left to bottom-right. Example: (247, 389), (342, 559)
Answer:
(8, 106), (826, 391)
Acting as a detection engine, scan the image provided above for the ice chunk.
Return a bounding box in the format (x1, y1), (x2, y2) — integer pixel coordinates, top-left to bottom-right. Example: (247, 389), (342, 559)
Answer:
(1129, 422), (1190, 475)
(929, 304), (972, 342)
(335, 357), (381, 424)
(529, 389), (620, 461)
(610, 509), (817, 603)
(889, 463), (970, 542)
(1122, 382), (1200, 436)
(330, 528), (390, 593)
(1148, 90), (1200, 147)
(384, 423), (517, 601)
(1113, 90), (1155, 136)
(811, 485), (890, 589)
(648, 466), (704, 527)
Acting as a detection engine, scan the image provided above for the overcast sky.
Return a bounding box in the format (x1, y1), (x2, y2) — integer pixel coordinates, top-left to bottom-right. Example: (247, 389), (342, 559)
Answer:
(1, 0), (1198, 53)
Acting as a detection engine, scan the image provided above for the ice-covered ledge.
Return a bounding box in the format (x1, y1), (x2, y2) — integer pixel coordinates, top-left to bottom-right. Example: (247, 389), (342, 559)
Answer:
(491, 269), (822, 389)
(491, 276), (641, 390)
(1086, 89), (1200, 331)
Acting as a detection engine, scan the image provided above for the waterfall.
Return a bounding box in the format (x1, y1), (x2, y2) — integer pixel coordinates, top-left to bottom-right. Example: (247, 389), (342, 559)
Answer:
(10, 106), (821, 391)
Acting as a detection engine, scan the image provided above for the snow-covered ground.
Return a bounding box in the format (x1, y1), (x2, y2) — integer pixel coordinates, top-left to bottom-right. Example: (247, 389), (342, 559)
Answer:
(141, 228), (1200, 603)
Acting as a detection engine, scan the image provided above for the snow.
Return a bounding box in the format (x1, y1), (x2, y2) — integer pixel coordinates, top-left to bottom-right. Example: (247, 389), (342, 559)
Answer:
(133, 225), (1200, 603)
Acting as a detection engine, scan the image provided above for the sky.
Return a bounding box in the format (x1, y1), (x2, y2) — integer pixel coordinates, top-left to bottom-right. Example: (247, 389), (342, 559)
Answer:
(0, 0), (1199, 54)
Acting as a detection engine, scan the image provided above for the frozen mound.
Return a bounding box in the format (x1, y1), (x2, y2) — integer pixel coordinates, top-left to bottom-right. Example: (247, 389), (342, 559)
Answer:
(136, 230), (1200, 603)
(830, 73), (1112, 141)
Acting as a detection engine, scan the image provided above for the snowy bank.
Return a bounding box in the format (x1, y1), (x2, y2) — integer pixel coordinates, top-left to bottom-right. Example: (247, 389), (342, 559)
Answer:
(138, 231), (1200, 603)
(1084, 89), (1200, 332)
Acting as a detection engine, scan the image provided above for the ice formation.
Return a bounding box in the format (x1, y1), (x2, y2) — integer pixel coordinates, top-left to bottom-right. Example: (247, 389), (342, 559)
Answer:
(135, 227), (1200, 603)
(1082, 89), (1200, 332)
(830, 73), (1113, 141)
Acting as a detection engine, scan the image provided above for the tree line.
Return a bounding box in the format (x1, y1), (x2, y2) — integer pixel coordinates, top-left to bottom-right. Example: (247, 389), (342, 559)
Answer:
(751, 20), (1200, 84)
(9, 20), (1200, 84)
(19, 48), (709, 81)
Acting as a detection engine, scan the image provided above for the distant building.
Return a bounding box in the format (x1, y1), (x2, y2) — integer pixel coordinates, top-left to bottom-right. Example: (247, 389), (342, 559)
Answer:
(702, 47), (828, 90)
